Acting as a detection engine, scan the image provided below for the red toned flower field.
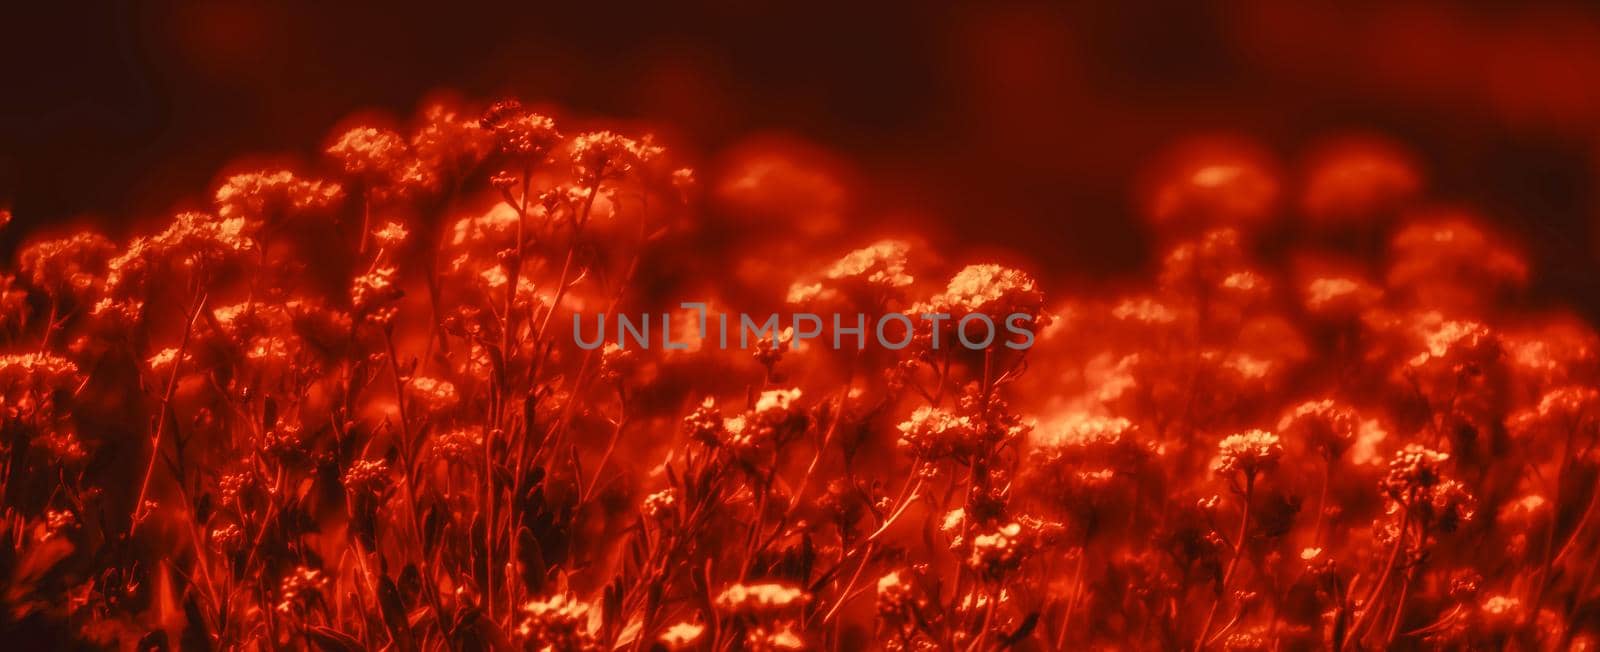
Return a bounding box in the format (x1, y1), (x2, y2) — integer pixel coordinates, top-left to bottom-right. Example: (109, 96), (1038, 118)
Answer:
(12, 4), (1600, 647)
(3, 94), (1598, 651)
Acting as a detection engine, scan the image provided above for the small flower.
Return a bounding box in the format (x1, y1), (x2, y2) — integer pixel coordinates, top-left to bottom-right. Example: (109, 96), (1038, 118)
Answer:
(599, 343), (638, 384)
(718, 389), (806, 455)
(432, 428), (483, 465)
(218, 471), (257, 504)
(210, 524), (245, 551)
(215, 170), (342, 221)
(326, 126), (409, 178)
(276, 566), (328, 614)
(685, 397), (726, 445)
(657, 622), (705, 651)
(896, 406), (980, 459)
(744, 623), (806, 651)
(876, 570), (920, 616)
(37, 509), (75, 542)
(373, 221), (410, 248)
(481, 100), (562, 162)
(1214, 429), (1283, 478)
(643, 488), (677, 521)
(147, 347), (185, 376)
(18, 230), (115, 297)
(411, 100), (493, 175)
(351, 265), (402, 318)
(714, 582), (809, 615)
(569, 130), (662, 182)
(964, 517), (1060, 577)
(342, 459), (392, 497)
(1301, 274), (1382, 320)
(1480, 594), (1526, 632)
(918, 264), (1044, 324)
(968, 522), (1026, 573)
(1382, 444), (1450, 499)
(516, 594), (598, 651)
(407, 376), (460, 414)
(0, 352), (80, 396)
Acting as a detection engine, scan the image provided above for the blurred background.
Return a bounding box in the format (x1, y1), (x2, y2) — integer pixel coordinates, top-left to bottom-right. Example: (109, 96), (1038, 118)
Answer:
(3, 0), (1600, 314)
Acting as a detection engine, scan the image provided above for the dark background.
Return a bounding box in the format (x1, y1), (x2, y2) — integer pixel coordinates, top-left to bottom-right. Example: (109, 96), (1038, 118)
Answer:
(4, 0), (1600, 312)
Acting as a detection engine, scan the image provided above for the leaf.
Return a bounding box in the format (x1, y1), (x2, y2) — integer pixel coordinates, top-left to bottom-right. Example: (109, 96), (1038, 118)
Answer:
(307, 626), (365, 652)
(518, 527), (547, 594)
(263, 396), (277, 433)
(180, 593), (213, 652)
(424, 505), (444, 557)
(451, 606), (513, 652)
(378, 576), (418, 652)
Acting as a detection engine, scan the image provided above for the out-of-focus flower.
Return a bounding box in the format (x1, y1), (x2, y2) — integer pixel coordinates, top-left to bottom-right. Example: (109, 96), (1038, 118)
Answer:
(714, 143), (848, 236)
(876, 570), (923, 617)
(372, 221), (410, 249)
(643, 488), (677, 521)
(1503, 317), (1600, 390)
(1144, 138), (1280, 231)
(1510, 385), (1600, 441)
(743, 623), (806, 651)
(789, 239), (916, 307)
(599, 343), (638, 385)
(657, 622), (704, 650)
(714, 582), (809, 615)
(1300, 274), (1383, 321)
(1387, 213), (1527, 314)
(0, 352), (79, 393)
(1157, 228), (1249, 295)
(516, 594), (598, 652)
(1405, 316), (1501, 405)
(146, 347), (188, 377)
(1278, 399), (1359, 459)
(351, 265), (402, 319)
(407, 376), (460, 414)
(411, 100), (493, 176)
(1479, 594), (1526, 632)
(1299, 135), (1422, 224)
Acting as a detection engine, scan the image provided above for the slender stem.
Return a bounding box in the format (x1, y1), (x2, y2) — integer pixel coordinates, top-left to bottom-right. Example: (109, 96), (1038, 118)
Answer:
(1344, 511), (1408, 650)
(1196, 476), (1254, 650)
(1312, 457), (1331, 545)
(130, 290), (208, 539)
